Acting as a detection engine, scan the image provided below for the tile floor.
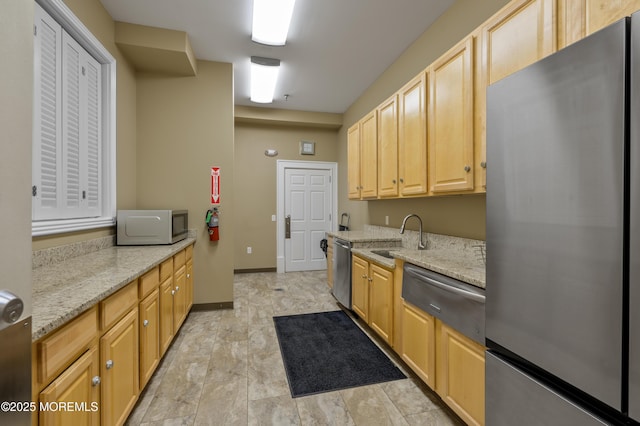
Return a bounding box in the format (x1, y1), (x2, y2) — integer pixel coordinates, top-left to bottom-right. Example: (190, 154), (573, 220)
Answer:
(126, 271), (463, 425)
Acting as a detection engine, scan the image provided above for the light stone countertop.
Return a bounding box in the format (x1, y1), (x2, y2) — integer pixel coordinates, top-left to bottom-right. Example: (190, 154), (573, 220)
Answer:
(329, 225), (486, 289)
(31, 237), (196, 341)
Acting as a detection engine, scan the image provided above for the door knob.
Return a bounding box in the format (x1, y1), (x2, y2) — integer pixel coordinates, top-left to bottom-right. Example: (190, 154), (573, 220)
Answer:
(143, 319), (149, 327)
(92, 376), (101, 386)
(106, 360), (114, 370)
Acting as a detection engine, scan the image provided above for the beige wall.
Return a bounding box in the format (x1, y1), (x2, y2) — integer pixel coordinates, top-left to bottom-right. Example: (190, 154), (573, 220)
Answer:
(2, 0), (34, 316)
(33, 0), (138, 250)
(337, 0), (510, 240)
(234, 123), (340, 270)
(136, 61), (235, 305)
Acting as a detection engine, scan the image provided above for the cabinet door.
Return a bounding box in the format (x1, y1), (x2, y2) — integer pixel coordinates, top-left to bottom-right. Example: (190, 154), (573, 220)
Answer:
(39, 346), (100, 426)
(101, 308), (139, 426)
(377, 95), (399, 198)
(368, 264), (394, 344)
(401, 302), (436, 389)
(429, 36), (475, 193)
(360, 111), (378, 199)
(479, 0), (556, 191)
(173, 264), (187, 332)
(159, 277), (174, 356)
(481, 0), (556, 86)
(351, 255), (369, 322)
(347, 124), (361, 199)
(436, 320), (486, 426)
(559, 0), (640, 48)
(398, 73), (428, 196)
(139, 289), (159, 390)
(186, 258), (194, 312)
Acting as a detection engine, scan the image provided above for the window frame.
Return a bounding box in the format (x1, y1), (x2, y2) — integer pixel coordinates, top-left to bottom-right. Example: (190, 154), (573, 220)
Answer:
(32, 0), (116, 237)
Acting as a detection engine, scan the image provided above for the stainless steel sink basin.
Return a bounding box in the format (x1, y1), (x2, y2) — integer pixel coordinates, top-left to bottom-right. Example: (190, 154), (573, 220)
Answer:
(371, 249), (394, 259)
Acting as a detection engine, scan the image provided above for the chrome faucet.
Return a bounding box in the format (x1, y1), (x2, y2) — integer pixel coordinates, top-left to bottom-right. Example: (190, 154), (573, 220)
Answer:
(400, 214), (426, 250)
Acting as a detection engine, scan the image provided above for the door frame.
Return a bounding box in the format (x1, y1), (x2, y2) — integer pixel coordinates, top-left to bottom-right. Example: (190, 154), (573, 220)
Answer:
(276, 160), (338, 273)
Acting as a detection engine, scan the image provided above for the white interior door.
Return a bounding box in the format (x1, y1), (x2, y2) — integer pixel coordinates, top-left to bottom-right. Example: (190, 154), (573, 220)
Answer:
(284, 168), (332, 272)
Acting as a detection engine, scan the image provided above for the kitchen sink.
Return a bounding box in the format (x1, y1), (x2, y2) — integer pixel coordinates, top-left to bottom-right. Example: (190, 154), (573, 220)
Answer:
(371, 249), (394, 259)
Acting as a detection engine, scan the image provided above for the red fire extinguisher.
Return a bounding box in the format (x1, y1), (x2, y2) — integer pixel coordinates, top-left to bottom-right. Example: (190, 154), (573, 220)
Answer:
(206, 208), (219, 241)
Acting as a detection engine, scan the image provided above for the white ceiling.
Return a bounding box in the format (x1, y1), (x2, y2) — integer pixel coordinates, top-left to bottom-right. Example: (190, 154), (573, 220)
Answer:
(99, 0), (454, 114)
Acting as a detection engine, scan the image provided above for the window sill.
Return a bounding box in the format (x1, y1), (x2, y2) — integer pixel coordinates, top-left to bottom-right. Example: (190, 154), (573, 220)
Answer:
(32, 217), (115, 237)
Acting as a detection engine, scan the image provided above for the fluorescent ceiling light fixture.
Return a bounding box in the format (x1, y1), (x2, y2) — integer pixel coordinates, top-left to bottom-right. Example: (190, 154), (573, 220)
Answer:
(252, 0), (296, 46)
(250, 56), (280, 104)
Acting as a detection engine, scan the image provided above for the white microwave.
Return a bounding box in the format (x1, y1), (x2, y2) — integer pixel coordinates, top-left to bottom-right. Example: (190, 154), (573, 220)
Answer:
(117, 210), (188, 245)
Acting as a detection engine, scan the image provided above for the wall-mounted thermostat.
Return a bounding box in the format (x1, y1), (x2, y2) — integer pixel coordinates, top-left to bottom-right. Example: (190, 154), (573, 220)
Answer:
(300, 141), (315, 155)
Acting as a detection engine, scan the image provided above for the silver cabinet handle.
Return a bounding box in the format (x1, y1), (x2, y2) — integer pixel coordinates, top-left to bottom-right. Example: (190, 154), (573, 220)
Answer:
(285, 215), (291, 239)
(480, 161), (487, 169)
(399, 178), (404, 183)
(92, 376), (101, 386)
(106, 360), (114, 370)
(171, 290), (175, 296)
(464, 165), (471, 172)
(175, 286), (180, 292)
(187, 274), (191, 278)
(143, 319), (149, 327)
(368, 277), (373, 282)
(392, 179), (397, 184)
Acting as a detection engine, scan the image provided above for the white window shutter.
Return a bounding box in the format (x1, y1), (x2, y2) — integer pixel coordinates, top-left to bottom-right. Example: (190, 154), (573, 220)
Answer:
(62, 31), (82, 217)
(32, 3), (62, 220)
(84, 54), (102, 217)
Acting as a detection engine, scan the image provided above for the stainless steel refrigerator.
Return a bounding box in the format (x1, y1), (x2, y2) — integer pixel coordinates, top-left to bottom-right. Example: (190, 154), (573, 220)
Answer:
(486, 13), (640, 425)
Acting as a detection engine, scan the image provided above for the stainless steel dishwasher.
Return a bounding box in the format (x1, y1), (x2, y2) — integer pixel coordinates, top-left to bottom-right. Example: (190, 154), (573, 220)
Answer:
(402, 263), (485, 344)
(332, 238), (352, 309)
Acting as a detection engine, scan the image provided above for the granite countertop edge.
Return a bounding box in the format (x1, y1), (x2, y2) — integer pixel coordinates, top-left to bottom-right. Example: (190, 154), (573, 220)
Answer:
(31, 237), (196, 342)
(351, 247), (486, 289)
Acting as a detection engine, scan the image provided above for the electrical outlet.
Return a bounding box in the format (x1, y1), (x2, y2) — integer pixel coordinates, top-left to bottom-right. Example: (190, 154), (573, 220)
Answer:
(247, 247), (252, 254)
(385, 215), (389, 225)
(271, 215), (276, 222)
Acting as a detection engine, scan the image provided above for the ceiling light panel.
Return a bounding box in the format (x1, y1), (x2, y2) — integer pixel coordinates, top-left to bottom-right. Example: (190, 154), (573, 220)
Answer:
(251, 0), (296, 46)
(250, 56), (281, 103)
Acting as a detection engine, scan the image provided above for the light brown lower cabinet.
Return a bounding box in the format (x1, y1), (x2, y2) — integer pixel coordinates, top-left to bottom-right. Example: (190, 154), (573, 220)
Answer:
(351, 254), (394, 345)
(100, 307), (139, 426)
(400, 301), (436, 389)
(399, 300), (485, 426)
(139, 288), (160, 390)
(33, 244), (195, 426)
(436, 320), (486, 426)
(39, 345), (100, 426)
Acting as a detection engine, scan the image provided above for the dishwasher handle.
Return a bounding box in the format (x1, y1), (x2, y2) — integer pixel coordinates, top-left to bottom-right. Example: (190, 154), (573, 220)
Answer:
(334, 240), (351, 250)
(405, 265), (485, 304)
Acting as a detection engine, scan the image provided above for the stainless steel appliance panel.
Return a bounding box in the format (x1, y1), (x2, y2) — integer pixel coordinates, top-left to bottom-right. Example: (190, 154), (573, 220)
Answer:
(332, 238), (352, 308)
(486, 20), (626, 410)
(629, 11), (640, 421)
(486, 352), (608, 426)
(0, 318), (31, 426)
(402, 263), (485, 344)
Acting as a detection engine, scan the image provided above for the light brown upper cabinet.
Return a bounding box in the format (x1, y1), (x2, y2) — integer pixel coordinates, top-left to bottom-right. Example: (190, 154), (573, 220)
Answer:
(398, 73), (429, 197)
(347, 123), (361, 199)
(348, 112), (378, 200)
(360, 111), (378, 199)
(478, 0), (556, 189)
(428, 35), (475, 194)
(559, 0), (640, 49)
(377, 94), (399, 198)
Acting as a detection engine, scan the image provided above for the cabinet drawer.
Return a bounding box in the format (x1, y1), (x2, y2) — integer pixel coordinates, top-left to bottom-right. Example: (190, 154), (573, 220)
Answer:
(101, 281), (137, 331)
(159, 258), (173, 282)
(174, 250), (186, 270)
(186, 244), (193, 260)
(37, 306), (98, 384)
(139, 267), (159, 299)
